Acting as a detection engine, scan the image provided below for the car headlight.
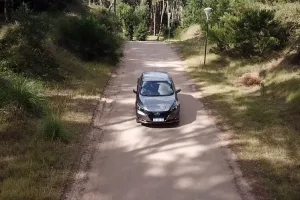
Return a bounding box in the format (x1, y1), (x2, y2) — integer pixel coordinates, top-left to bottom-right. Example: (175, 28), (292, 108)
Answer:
(137, 103), (148, 116)
(170, 101), (180, 112)
(137, 103), (147, 114)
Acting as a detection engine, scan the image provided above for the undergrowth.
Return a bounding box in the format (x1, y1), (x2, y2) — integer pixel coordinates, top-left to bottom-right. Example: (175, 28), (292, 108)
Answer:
(0, 3), (120, 199)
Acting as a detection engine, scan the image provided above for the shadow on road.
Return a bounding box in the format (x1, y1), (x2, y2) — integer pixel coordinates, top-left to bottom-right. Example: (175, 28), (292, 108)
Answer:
(144, 93), (201, 129)
(71, 41), (242, 200)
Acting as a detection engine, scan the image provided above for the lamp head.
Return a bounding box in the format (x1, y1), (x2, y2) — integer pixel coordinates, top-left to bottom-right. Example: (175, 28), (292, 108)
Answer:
(204, 7), (213, 21)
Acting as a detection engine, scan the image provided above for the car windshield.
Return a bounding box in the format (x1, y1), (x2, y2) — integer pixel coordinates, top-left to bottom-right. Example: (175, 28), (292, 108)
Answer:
(140, 80), (174, 96)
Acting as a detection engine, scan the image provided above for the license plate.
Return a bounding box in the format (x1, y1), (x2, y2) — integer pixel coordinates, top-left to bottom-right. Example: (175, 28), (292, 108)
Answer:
(153, 118), (164, 122)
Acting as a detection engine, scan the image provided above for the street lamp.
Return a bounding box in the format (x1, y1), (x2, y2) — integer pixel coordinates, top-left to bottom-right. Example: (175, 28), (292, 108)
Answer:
(168, 12), (171, 41)
(203, 7), (213, 66)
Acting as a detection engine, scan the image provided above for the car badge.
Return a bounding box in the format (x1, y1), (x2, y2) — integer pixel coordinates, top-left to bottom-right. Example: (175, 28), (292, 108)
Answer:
(154, 112), (160, 116)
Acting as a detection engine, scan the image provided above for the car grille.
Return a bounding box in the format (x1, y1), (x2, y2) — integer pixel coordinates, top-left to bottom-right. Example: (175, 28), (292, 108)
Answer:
(148, 111), (170, 120)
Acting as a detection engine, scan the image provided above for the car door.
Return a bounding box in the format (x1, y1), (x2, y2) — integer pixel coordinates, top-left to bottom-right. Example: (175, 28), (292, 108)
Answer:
(135, 76), (142, 108)
(171, 79), (179, 101)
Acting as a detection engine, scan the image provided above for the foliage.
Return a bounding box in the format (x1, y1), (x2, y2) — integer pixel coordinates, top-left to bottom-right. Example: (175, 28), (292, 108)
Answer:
(182, 0), (203, 28)
(133, 2), (150, 41)
(234, 8), (288, 56)
(118, 3), (136, 40)
(163, 20), (181, 39)
(210, 12), (239, 51)
(0, 72), (46, 118)
(13, 0), (75, 12)
(42, 114), (69, 142)
(271, 2), (300, 55)
(286, 90), (300, 114)
(208, 3), (288, 56)
(91, 8), (123, 34)
(0, 4), (61, 80)
(58, 10), (123, 62)
(134, 22), (149, 41)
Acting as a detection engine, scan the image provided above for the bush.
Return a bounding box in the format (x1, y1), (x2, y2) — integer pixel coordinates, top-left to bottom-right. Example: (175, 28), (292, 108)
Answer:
(234, 9), (288, 56)
(58, 10), (123, 62)
(134, 22), (148, 41)
(210, 6), (289, 56)
(13, 0), (74, 12)
(273, 3), (300, 58)
(134, 2), (149, 41)
(0, 72), (46, 117)
(162, 20), (181, 39)
(118, 3), (136, 40)
(0, 4), (61, 81)
(182, 0), (203, 28)
(42, 114), (69, 143)
(91, 8), (122, 34)
(210, 12), (239, 51)
(286, 90), (300, 114)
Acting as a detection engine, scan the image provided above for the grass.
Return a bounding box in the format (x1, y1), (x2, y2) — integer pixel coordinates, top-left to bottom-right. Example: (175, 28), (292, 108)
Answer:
(146, 35), (165, 41)
(170, 38), (300, 200)
(0, 34), (112, 200)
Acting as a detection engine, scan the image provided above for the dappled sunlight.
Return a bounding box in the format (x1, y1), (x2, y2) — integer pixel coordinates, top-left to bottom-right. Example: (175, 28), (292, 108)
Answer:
(76, 42), (242, 200)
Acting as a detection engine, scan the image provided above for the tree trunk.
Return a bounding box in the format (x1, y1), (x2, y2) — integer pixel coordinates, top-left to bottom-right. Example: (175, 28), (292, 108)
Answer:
(108, 0), (113, 11)
(171, 1), (174, 25)
(113, 0), (116, 13)
(4, 0), (13, 22)
(4, 0), (8, 22)
(157, 0), (166, 41)
(153, 4), (156, 35)
(179, 4), (183, 26)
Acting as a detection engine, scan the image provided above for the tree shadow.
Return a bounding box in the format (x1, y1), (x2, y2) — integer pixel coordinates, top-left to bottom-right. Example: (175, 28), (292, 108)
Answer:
(236, 158), (300, 200)
(269, 51), (300, 73)
(67, 41), (245, 200)
(200, 88), (300, 199)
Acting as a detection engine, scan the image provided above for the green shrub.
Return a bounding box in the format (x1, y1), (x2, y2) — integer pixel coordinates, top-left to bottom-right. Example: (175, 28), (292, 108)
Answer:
(58, 11), (123, 62)
(13, 0), (74, 12)
(273, 3), (300, 58)
(134, 2), (149, 41)
(174, 26), (184, 39)
(182, 0), (203, 28)
(162, 21), (181, 39)
(234, 8), (288, 56)
(42, 114), (69, 143)
(134, 22), (148, 41)
(209, 5), (289, 56)
(0, 72), (46, 117)
(210, 12), (239, 52)
(0, 4), (61, 81)
(286, 90), (300, 114)
(118, 3), (136, 40)
(91, 8), (122, 35)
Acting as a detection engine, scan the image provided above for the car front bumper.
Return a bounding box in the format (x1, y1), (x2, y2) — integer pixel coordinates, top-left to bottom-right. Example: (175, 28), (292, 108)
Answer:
(136, 109), (180, 124)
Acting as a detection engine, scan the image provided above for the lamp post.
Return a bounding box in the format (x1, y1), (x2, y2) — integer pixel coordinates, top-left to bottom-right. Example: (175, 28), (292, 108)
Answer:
(168, 12), (171, 41)
(203, 7), (212, 66)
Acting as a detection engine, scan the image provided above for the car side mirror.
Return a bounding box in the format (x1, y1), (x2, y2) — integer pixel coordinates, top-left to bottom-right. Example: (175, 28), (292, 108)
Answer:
(133, 89), (137, 94)
(176, 89), (181, 93)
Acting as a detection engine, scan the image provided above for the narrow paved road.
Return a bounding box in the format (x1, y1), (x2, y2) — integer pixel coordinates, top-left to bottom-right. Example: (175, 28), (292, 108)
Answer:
(67, 41), (242, 200)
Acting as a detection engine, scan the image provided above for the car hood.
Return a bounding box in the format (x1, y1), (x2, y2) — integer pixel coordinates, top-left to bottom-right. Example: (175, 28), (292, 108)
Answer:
(139, 95), (175, 112)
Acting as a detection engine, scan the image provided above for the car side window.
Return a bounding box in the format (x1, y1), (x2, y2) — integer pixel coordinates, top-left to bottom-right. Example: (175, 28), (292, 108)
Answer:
(137, 78), (142, 93)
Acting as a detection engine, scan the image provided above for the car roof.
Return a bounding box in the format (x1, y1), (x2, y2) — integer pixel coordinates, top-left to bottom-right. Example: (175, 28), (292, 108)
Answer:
(141, 71), (171, 81)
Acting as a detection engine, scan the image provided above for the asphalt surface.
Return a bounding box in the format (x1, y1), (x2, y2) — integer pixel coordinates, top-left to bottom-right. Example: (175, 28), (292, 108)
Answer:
(66, 41), (243, 200)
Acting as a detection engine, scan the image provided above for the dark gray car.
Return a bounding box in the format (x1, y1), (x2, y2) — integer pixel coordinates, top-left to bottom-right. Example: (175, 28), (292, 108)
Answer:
(133, 71), (181, 124)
